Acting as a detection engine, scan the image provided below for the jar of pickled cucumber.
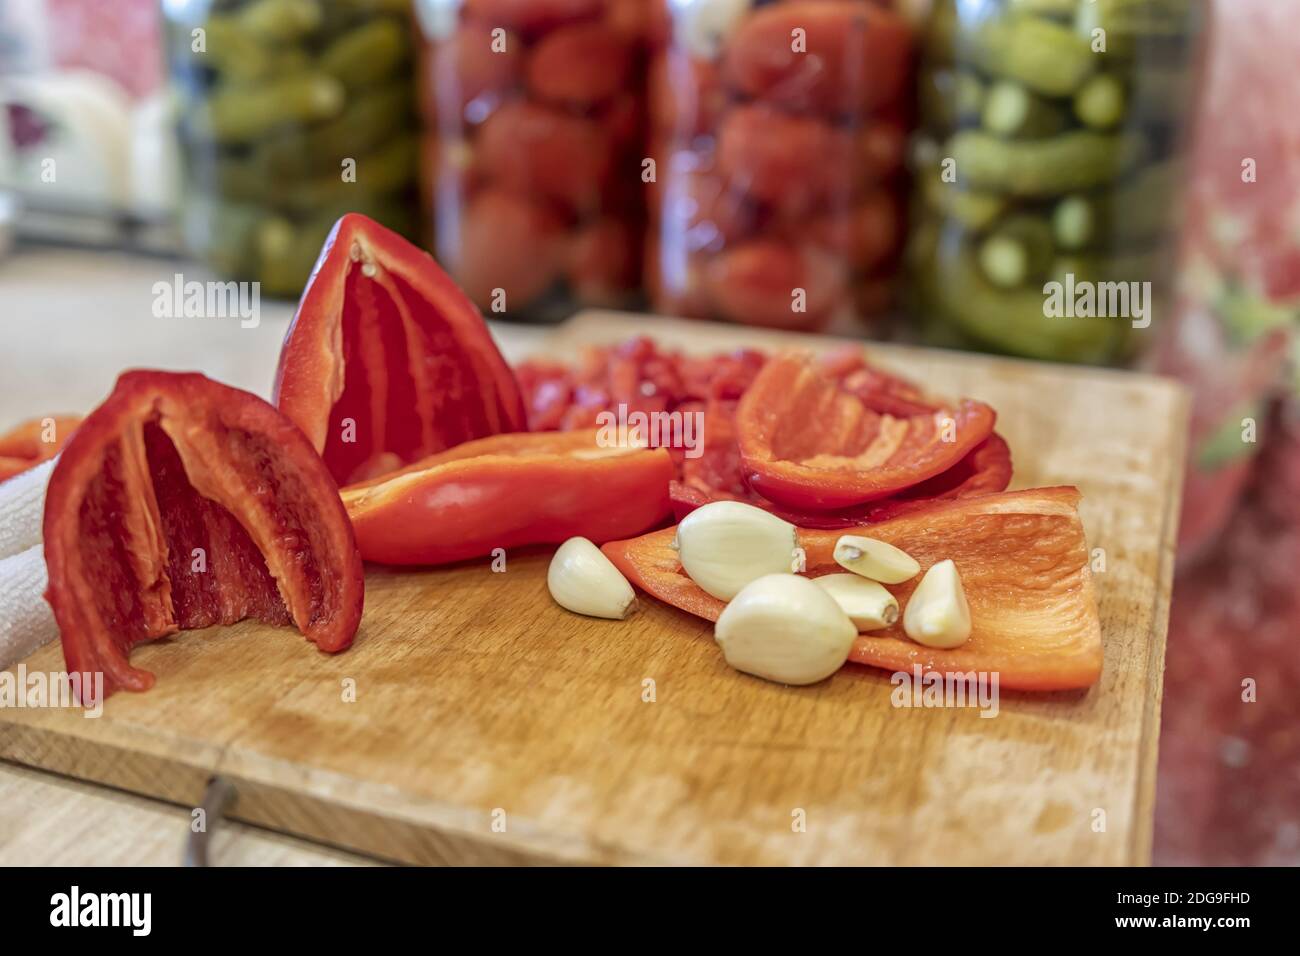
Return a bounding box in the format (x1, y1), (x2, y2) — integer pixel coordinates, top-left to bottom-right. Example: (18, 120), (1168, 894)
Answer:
(908, 0), (1205, 364)
(163, 0), (420, 297)
(414, 0), (651, 320)
(646, 0), (915, 332)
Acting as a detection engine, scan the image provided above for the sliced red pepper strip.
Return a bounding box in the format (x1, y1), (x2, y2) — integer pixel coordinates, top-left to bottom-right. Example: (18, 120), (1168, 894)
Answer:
(672, 423), (1013, 527)
(274, 213), (527, 486)
(603, 487), (1102, 691)
(341, 430), (674, 565)
(0, 415), (81, 482)
(43, 371), (365, 701)
(736, 352), (997, 509)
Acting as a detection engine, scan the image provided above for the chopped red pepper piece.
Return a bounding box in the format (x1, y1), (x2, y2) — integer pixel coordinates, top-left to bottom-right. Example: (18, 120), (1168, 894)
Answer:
(341, 430), (673, 565)
(736, 352), (997, 509)
(43, 372), (365, 702)
(602, 487), (1102, 691)
(274, 213), (527, 486)
(0, 415), (81, 482)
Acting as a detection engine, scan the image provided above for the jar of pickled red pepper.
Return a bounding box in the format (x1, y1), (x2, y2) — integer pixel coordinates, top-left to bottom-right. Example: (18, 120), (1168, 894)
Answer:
(162, 0), (420, 298)
(415, 0), (650, 320)
(908, 0), (1204, 363)
(646, 0), (915, 331)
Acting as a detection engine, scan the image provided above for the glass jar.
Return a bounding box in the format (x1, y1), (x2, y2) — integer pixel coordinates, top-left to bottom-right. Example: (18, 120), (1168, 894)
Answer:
(163, 0), (420, 298)
(415, 0), (650, 320)
(646, 0), (915, 332)
(908, 0), (1204, 364)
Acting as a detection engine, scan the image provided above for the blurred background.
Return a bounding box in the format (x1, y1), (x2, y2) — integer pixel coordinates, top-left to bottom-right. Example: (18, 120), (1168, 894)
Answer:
(0, 0), (1295, 864)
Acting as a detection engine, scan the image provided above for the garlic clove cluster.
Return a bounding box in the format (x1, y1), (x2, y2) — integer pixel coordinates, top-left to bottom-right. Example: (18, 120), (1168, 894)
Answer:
(673, 501), (799, 601)
(902, 559), (972, 648)
(547, 537), (636, 620)
(714, 574), (858, 686)
(832, 534), (920, 584)
(813, 573), (899, 631)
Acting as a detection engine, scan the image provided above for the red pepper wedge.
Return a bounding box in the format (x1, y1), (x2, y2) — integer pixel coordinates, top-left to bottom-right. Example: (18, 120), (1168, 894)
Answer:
(0, 415), (81, 482)
(736, 352), (997, 509)
(602, 487), (1102, 691)
(274, 213), (527, 486)
(43, 371), (365, 701)
(341, 430), (673, 565)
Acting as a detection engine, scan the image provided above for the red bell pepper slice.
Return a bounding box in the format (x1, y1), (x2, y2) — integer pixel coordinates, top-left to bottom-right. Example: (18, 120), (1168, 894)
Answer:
(0, 415), (81, 482)
(602, 487), (1102, 691)
(341, 430), (673, 565)
(43, 371), (365, 702)
(736, 352), (997, 509)
(671, 398), (1013, 527)
(274, 213), (527, 486)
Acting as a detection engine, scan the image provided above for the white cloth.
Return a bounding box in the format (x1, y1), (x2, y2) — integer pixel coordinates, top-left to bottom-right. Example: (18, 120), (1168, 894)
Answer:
(0, 458), (55, 558)
(0, 458), (59, 668)
(0, 546), (55, 668)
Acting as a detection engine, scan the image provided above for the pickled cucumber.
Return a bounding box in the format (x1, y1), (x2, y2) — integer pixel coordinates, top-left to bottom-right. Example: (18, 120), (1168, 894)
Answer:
(978, 215), (1055, 287)
(257, 82), (413, 177)
(1005, 0), (1080, 18)
(1050, 249), (1163, 287)
(1074, 73), (1127, 129)
(962, 14), (1096, 97)
(280, 134), (417, 212)
(200, 72), (346, 143)
(319, 18), (409, 91)
(921, 249), (1121, 363)
(920, 169), (1007, 232)
(950, 130), (1148, 197)
(1051, 161), (1181, 250)
(981, 81), (1068, 139)
(237, 0), (322, 41)
(1076, 0), (1198, 39)
(194, 17), (276, 81)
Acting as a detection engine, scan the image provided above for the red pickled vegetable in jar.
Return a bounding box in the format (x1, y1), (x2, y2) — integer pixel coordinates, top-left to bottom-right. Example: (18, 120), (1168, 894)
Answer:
(646, 0), (916, 332)
(416, 0), (651, 319)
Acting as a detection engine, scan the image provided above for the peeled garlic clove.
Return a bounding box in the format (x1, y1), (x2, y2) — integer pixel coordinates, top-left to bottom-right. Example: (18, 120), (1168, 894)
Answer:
(833, 534), (920, 584)
(813, 573), (899, 631)
(902, 559), (972, 649)
(547, 537), (636, 620)
(715, 573), (858, 685)
(674, 500), (798, 601)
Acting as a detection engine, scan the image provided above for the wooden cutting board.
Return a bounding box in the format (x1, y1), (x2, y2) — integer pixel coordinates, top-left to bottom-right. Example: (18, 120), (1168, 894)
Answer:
(0, 312), (1189, 866)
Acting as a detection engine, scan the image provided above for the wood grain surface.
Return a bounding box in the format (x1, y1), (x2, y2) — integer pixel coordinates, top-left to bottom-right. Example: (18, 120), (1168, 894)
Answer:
(0, 311), (1189, 865)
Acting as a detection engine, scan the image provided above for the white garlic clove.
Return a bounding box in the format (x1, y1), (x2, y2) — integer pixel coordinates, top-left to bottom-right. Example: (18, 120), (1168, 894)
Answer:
(547, 537), (636, 620)
(714, 573), (858, 685)
(832, 534), (921, 584)
(813, 573), (899, 631)
(674, 500), (799, 601)
(902, 559), (972, 649)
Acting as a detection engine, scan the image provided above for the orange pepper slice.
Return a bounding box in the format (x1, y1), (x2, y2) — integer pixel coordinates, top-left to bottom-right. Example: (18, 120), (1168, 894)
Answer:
(602, 487), (1102, 691)
(0, 415), (81, 481)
